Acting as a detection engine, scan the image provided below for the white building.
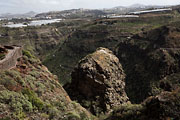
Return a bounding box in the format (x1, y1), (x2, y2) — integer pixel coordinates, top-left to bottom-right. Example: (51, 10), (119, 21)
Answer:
(130, 8), (172, 15)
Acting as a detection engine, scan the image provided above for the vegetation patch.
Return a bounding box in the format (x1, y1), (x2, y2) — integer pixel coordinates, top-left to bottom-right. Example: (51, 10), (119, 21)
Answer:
(0, 53), (5, 60)
(22, 50), (33, 58)
(22, 88), (44, 110)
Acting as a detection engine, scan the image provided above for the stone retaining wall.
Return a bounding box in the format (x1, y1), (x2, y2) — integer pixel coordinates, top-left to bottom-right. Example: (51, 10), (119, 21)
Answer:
(0, 47), (22, 71)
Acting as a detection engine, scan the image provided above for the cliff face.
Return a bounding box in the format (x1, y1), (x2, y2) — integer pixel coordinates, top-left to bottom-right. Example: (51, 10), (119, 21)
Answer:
(116, 24), (180, 103)
(43, 14), (177, 85)
(106, 88), (180, 120)
(65, 45), (180, 120)
(0, 50), (94, 120)
(65, 47), (129, 115)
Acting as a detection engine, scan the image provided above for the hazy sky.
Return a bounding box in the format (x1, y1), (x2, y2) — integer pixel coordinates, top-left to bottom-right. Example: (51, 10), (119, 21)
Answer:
(0, 0), (180, 14)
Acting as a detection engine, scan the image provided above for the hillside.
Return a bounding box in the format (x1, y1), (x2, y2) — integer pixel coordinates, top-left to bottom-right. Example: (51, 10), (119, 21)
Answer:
(43, 10), (180, 85)
(0, 50), (95, 120)
(1, 5), (180, 85)
(35, 4), (169, 19)
(105, 88), (180, 120)
(0, 11), (36, 19)
(116, 22), (180, 103)
(0, 19), (91, 60)
(64, 45), (180, 119)
(36, 9), (106, 19)
(1, 5), (180, 120)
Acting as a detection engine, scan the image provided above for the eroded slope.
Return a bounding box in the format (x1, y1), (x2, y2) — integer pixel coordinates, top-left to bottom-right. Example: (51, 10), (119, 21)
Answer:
(116, 22), (180, 103)
(0, 51), (94, 120)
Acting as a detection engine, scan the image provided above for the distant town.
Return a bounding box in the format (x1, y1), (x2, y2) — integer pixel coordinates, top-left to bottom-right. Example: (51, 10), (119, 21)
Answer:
(0, 4), (174, 28)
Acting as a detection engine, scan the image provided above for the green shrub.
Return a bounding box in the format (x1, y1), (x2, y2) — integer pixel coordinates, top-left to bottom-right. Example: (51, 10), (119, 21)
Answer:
(52, 101), (66, 111)
(0, 117), (11, 120)
(108, 104), (145, 120)
(22, 50), (33, 58)
(0, 90), (33, 119)
(80, 112), (93, 120)
(4, 70), (20, 77)
(22, 88), (44, 110)
(66, 111), (81, 120)
(35, 82), (46, 96)
(12, 111), (26, 120)
(40, 113), (49, 119)
(28, 70), (41, 78)
(24, 75), (36, 89)
(0, 75), (17, 88)
(0, 53), (5, 60)
(48, 107), (60, 119)
(29, 57), (41, 64)
(3, 70), (26, 86)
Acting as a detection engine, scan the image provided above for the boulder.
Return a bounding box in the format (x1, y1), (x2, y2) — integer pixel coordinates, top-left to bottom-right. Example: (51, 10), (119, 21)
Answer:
(65, 47), (129, 115)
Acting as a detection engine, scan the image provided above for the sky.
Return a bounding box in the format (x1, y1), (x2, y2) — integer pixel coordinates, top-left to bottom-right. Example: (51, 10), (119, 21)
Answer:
(0, 0), (180, 14)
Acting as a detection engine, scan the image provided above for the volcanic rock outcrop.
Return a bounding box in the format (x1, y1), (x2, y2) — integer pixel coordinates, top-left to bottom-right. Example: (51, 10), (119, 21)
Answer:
(65, 47), (129, 115)
(117, 25), (180, 103)
(106, 88), (180, 120)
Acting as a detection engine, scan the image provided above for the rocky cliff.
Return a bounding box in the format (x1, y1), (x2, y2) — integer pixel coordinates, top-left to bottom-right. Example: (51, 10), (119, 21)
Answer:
(106, 88), (180, 120)
(43, 14), (176, 85)
(116, 24), (180, 103)
(65, 47), (129, 115)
